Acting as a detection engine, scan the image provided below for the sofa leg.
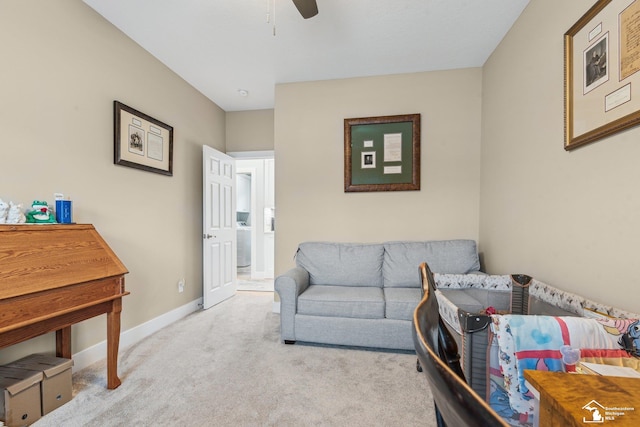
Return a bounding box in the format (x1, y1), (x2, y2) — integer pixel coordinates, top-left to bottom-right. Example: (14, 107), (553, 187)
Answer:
(284, 340), (296, 345)
(416, 359), (423, 372)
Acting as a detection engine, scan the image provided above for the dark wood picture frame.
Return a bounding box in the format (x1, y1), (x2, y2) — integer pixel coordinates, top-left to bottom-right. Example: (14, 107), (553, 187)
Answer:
(114, 101), (174, 176)
(564, 0), (640, 150)
(344, 114), (420, 192)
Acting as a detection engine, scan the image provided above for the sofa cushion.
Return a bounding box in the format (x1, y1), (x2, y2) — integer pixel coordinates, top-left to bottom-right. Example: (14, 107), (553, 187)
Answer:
(298, 285), (385, 319)
(296, 242), (384, 287)
(383, 240), (481, 288)
(384, 287), (421, 321)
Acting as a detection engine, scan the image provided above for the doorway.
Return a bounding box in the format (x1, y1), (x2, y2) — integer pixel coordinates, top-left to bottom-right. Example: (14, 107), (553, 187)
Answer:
(228, 151), (274, 292)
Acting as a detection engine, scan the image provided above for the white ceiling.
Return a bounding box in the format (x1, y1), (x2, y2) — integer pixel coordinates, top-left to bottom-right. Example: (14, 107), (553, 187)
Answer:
(83, 0), (529, 112)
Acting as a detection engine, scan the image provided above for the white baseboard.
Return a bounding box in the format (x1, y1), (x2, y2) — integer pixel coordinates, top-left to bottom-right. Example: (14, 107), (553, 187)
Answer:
(71, 298), (202, 373)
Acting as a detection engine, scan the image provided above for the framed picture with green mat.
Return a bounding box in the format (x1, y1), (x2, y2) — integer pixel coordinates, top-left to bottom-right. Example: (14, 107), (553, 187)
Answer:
(344, 114), (420, 192)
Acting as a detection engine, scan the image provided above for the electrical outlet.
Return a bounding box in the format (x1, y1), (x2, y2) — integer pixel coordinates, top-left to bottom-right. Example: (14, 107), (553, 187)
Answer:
(178, 278), (185, 293)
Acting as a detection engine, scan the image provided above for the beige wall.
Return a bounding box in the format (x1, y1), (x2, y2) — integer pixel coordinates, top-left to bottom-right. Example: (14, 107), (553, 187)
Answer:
(274, 70), (483, 275)
(481, 0), (640, 313)
(226, 109), (275, 152)
(0, 0), (225, 362)
(4, 0), (635, 365)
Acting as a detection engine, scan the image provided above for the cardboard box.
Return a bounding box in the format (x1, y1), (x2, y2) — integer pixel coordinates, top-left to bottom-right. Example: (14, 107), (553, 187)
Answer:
(0, 367), (42, 427)
(5, 355), (73, 416)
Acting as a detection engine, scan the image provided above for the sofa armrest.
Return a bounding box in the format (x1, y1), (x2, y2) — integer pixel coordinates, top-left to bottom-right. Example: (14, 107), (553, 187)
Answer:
(274, 267), (310, 341)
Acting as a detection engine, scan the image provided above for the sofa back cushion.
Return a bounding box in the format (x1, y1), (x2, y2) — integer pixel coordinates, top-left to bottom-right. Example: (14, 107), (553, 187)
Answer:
(383, 240), (481, 288)
(296, 242), (384, 287)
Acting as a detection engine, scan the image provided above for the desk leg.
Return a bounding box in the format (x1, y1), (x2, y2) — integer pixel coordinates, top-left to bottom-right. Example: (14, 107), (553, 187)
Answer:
(107, 298), (123, 389)
(537, 396), (554, 427)
(55, 327), (72, 359)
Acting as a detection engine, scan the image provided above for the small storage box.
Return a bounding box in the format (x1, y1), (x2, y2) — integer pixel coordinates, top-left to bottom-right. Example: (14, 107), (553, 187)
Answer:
(5, 355), (73, 415)
(0, 367), (42, 427)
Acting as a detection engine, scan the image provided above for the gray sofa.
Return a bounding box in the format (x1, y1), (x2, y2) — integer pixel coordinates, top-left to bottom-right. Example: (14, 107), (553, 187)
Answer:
(275, 240), (482, 350)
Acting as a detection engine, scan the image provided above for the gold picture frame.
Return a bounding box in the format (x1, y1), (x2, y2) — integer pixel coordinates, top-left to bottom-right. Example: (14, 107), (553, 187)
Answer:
(565, 0), (640, 150)
(114, 101), (174, 175)
(344, 114), (420, 192)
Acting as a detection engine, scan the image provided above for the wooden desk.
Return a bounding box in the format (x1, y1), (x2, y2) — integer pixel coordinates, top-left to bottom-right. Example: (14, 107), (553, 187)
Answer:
(525, 370), (640, 426)
(0, 224), (129, 389)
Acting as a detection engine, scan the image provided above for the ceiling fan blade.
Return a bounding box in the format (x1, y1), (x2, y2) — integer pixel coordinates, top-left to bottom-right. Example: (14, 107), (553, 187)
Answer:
(292, 0), (318, 19)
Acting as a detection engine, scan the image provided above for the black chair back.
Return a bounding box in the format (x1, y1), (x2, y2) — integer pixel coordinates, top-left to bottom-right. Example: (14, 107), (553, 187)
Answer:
(412, 262), (507, 427)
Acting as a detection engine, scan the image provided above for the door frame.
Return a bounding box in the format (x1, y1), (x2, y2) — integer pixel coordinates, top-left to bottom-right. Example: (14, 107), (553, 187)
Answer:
(228, 151), (275, 285)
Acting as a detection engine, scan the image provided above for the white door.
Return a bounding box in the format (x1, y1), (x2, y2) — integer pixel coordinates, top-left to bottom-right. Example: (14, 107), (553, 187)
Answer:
(202, 145), (236, 309)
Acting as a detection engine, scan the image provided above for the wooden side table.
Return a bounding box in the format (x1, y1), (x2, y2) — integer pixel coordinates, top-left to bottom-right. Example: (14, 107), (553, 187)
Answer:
(524, 370), (640, 426)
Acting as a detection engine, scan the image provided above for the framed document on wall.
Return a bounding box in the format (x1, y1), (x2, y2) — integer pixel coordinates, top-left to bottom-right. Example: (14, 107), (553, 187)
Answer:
(344, 114), (420, 192)
(565, 0), (640, 150)
(114, 101), (174, 175)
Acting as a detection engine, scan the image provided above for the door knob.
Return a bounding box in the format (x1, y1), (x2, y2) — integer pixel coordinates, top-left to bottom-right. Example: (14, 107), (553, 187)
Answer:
(203, 234), (215, 239)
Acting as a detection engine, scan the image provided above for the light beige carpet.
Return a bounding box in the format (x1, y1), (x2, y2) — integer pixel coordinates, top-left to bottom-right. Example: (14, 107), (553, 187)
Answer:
(237, 278), (274, 292)
(33, 292), (435, 426)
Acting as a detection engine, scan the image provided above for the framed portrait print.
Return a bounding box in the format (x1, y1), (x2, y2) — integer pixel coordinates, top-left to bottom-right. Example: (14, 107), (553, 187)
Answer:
(344, 114), (420, 192)
(565, 0), (640, 150)
(114, 101), (174, 175)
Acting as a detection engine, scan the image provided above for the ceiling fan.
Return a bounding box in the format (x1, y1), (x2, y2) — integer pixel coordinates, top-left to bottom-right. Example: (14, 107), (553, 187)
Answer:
(292, 0), (318, 19)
